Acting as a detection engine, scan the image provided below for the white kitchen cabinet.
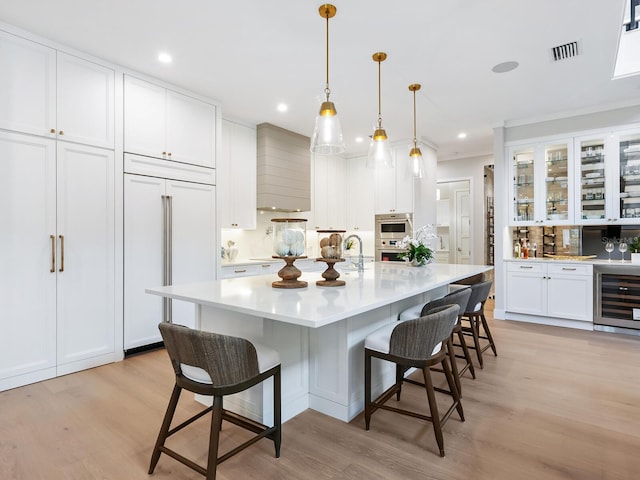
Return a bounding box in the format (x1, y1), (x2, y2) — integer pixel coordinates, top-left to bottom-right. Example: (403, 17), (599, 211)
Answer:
(221, 262), (279, 279)
(508, 138), (574, 226)
(0, 31), (114, 148)
(312, 154), (346, 230)
(124, 173), (216, 351)
(374, 149), (414, 215)
(0, 131), (116, 391)
(345, 155), (375, 232)
(56, 142), (115, 370)
(219, 119), (257, 229)
(506, 261), (593, 322)
(56, 52), (115, 148)
(124, 75), (216, 168)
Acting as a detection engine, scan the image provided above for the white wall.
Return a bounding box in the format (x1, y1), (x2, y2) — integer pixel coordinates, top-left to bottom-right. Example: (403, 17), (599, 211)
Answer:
(437, 154), (493, 265)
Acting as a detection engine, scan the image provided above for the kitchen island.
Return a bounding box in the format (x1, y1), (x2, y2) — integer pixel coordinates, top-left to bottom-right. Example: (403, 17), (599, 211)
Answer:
(147, 262), (492, 423)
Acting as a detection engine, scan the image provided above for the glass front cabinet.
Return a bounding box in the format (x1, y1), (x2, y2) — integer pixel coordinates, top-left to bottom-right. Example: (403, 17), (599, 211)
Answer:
(509, 139), (574, 226)
(575, 128), (640, 225)
(616, 129), (640, 224)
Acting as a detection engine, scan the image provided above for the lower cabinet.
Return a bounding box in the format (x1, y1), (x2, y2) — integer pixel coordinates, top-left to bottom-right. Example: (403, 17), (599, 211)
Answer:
(0, 131), (116, 391)
(506, 261), (593, 322)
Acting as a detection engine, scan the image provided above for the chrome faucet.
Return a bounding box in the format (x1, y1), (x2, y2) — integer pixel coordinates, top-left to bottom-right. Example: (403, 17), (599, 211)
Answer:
(344, 234), (364, 272)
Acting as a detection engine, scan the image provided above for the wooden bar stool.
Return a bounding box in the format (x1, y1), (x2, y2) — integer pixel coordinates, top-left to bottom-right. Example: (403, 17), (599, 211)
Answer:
(149, 323), (281, 480)
(364, 305), (463, 457)
(459, 280), (496, 368)
(419, 287), (474, 394)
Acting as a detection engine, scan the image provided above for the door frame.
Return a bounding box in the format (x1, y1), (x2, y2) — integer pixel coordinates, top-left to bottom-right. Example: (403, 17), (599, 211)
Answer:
(437, 176), (474, 265)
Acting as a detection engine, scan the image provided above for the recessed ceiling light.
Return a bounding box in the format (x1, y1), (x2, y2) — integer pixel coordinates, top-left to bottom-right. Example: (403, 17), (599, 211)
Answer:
(491, 61), (519, 73)
(457, 132), (467, 139)
(158, 52), (172, 64)
(277, 103), (288, 112)
(355, 136), (364, 143)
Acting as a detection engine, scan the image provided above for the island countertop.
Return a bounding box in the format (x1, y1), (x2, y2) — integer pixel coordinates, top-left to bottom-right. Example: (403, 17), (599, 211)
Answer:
(146, 262), (493, 329)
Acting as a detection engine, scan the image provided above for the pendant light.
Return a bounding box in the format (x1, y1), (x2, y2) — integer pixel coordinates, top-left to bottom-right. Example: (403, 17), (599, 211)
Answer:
(408, 83), (424, 179)
(310, 4), (345, 155)
(367, 52), (393, 168)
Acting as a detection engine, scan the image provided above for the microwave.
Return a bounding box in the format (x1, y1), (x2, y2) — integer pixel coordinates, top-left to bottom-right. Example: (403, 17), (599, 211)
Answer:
(375, 213), (412, 240)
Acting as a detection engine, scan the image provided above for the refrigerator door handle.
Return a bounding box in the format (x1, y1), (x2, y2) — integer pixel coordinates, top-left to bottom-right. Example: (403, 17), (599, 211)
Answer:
(161, 195), (173, 323)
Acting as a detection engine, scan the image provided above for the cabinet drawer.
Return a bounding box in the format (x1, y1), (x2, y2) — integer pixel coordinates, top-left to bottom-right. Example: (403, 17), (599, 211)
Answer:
(506, 262), (545, 274)
(547, 263), (592, 276)
(124, 153), (215, 185)
(221, 265), (258, 279)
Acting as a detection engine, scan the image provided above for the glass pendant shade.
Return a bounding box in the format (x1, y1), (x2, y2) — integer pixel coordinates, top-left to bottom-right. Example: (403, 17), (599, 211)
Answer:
(311, 100), (345, 155)
(367, 52), (393, 169)
(409, 145), (424, 178)
(408, 83), (424, 178)
(310, 4), (344, 155)
(367, 127), (393, 168)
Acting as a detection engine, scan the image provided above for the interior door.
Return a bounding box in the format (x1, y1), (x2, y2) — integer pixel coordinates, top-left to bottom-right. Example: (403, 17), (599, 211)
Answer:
(0, 131), (57, 383)
(124, 174), (165, 350)
(168, 179), (216, 328)
(455, 189), (471, 264)
(56, 142), (115, 366)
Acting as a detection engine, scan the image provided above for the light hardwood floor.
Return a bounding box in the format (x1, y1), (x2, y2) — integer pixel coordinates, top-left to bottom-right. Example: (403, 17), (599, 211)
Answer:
(2, 302), (640, 480)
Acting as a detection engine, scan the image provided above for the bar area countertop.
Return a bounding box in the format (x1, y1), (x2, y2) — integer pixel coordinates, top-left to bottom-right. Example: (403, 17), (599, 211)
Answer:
(146, 262), (492, 424)
(146, 262), (493, 329)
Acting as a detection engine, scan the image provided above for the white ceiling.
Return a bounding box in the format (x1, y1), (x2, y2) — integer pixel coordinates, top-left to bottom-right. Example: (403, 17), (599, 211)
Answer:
(1, 0), (638, 161)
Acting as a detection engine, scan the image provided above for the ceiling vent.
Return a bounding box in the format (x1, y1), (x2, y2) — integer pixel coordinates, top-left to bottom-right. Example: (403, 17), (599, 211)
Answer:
(551, 41), (579, 61)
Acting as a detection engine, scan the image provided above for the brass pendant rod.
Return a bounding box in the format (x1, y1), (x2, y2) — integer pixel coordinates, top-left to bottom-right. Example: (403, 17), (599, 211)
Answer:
(413, 89), (417, 146)
(325, 12), (329, 91)
(377, 59), (382, 123)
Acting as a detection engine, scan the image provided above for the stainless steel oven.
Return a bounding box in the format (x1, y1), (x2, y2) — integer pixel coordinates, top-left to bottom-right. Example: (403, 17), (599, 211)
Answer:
(594, 264), (640, 336)
(375, 213), (412, 262)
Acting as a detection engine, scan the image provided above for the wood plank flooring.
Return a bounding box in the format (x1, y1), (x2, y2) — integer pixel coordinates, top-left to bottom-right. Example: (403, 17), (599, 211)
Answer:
(2, 301), (640, 479)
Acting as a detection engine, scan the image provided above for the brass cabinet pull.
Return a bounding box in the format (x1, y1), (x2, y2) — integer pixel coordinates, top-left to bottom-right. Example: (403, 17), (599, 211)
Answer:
(58, 130), (64, 135)
(50, 235), (55, 272)
(59, 235), (65, 272)
(50, 128), (56, 134)
(162, 151), (167, 156)
(234, 269), (247, 273)
(167, 152), (172, 157)
(562, 267), (577, 271)
(520, 265), (533, 269)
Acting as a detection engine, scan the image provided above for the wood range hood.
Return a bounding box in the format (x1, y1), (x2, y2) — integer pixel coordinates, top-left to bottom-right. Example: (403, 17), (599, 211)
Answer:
(256, 123), (311, 212)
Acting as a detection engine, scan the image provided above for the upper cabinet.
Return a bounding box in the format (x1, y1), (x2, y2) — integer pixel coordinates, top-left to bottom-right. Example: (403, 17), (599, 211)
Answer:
(509, 138), (574, 226)
(345, 155), (374, 232)
(0, 30), (114, 148)
(124, 75), (216, 168)
(312, 154), (346, 230)
(614, 128), (640, 224)
(575, 134), (610, 224)
(218, 119), (257, 229)
(374, 148), (414, 215)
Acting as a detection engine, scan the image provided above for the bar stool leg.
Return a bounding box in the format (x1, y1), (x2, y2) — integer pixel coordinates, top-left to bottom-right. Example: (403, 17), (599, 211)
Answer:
(273, 368), (282, 457)
(422, 367), (445, 457)
(206, 396), (224, 480)
(480, 311), (497, 356)
(456, 327), (476, 379)
(442, 356), (464, 421)
(364, 350), (372, 430)
(149, 384), (182, 474)
(446, 336), (461, 395)
(469, 313), (484, 368)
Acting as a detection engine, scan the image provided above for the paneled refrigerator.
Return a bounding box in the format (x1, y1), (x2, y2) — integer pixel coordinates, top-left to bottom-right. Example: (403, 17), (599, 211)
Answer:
(123, 154), (216, 353)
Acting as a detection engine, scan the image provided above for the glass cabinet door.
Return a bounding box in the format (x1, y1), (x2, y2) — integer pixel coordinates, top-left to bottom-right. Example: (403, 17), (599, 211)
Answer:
(543, 143), (570, 222)
(618, 131), (640, 221)
(577, 138), (606, 222)
(512, 146), (535, 223)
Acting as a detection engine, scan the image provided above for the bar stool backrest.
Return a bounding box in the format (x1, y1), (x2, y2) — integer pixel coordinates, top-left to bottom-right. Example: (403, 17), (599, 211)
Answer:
(389, 305), (459, 361)
(159, 322), (260, 389)
(420, 288), (472, 320)
(465, 280), (493, 314)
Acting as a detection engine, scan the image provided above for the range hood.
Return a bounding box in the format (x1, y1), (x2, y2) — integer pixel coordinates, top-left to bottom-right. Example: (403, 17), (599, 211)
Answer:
(257, 123), (311, 212)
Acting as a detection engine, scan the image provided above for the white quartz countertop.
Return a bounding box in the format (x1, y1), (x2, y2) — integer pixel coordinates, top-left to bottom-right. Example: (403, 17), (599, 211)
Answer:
(506, 258), (640, 267)
(147, 262), (493, 328)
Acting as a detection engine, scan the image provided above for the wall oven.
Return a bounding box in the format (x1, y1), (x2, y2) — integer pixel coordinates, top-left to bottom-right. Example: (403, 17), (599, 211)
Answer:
(375, 213), (412, 262)
(594, 264), (640, 336)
